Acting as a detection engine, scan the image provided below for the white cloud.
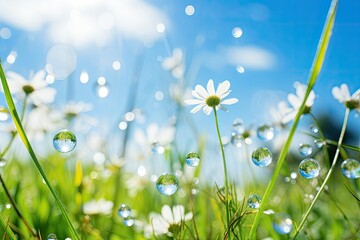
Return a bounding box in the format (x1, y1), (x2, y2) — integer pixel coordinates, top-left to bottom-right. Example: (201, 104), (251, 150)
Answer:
(224, 45), (276, 70)
(0, 0), (169, 48)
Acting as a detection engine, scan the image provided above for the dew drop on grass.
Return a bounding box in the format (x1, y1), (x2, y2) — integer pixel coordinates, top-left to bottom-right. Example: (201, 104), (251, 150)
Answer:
(298, 158), (320, 179)
(118, 204), (131, 218)
(314, 139), (324, 148)
(231, 132), (242, 148)
(251, 147), (272, 167)
(156, 173), (178, 196)
(341, 159), (360, 179)
(0, 158), (7, 167)
(53, 130), (77, 153)
(247, 194), (262, 209)
(299, 143), (313, 156)
(123, 216), (135, 226)
(309, 125), (319, 134)
(256, 124), (274, 141)
(272, 213), (293, 235)
(185, 152), (200, 167)
(232, 118), (244, 134)
(47, 233), (58, 240)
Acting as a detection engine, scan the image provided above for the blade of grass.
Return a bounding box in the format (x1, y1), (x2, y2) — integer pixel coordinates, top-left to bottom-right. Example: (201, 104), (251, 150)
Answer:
(0, 62), (80, 240)
(0, 214), (16, 240)
(248, 0), (338, 238)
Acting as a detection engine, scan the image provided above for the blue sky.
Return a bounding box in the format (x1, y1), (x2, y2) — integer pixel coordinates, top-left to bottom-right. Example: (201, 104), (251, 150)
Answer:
(0, 0), (359, 143)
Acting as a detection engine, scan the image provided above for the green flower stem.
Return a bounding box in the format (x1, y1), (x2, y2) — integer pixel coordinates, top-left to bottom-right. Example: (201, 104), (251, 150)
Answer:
(0, 214), (16, 240)
(292, 108), (350, 239)
(0, 174), (38, 238)
(213, 108), (231, 239)
(248, 1), (337, 238)
(0, 63), (80, 240)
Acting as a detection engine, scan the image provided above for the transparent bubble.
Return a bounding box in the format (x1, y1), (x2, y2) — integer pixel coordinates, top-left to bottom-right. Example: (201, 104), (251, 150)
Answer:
(340, 159), (360, 179)
(314, 139), (324, 148)
(299, 143), (313, 156)
(7, 51), (16, 64)
(290, 172), (297, 180)
(156, 173), (178, 196)
(232, 118), (244, 134)
(0, 158), (7, 167)
(97, 84), (109, 98)
(118, 204), (131, 218)
(298, 158), (320, 179)
(231, 132), (242, 148)
(185, 5), (195, 16)
(232, 27), (243, 38)
(46, 44), (77, 80)
(251, 147), (272, 167)
(0, 106), (10, 121)
(112, 61), (121, 70)
(0, 28), (11, 39)
(309, 125), (319, 134)
(185, 152), (200, 167)
(53, 130), (77, 153)
(151, 141), (165, 154)
(236, 65), (245, 73)
(247, 194), (262, 209)
(47, 233), (58, 240)
(123, 216), (135, 226)
(256, 124), (274, 141)
(272, 213), (293, 234)
(80, 71), (89, 84)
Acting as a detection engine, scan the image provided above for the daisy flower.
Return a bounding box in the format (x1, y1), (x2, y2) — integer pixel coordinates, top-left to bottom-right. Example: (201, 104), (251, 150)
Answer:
(162, 48), (185, 79)
(3, 70), (56, 106)
(332, 84), (360, 111)
(184, 79), (238, 115)
(145, 205), (193, 237)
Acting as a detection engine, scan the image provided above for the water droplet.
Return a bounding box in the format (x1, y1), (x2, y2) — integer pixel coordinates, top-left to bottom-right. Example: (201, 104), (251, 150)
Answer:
(273, 213), (293, 234)
(299, 143), (313, 156)
(314, 139), (324, 148)
(112, 61), (121, 70)
(151, 141), (165, 154)
(251, 147), (272, 167)
(232, 27), (243, 38)
(53, 130), (77, 153)
(118, 204), (131, 218)
(47, 233), (58, 240)
(0, 106), (10, 121)
(185, 5), (195, 16)
(247, 194), (262, 209)
(232, 119), (244, 134)
(298, 158), (320, 179)
(185, 152), (200, 167)
(341, 159), (360, 179)
(156, 173), (178, 196)
(123, 216), (135, 226)
(290, 172), (297, 179)
(0, 158), (7, 167)
(97, 84), (109, 98)
(231, 132), (242, 148)
(309, 125), (319, 134)
(257, 124), (274, 141)
(79, 71), (89, 84)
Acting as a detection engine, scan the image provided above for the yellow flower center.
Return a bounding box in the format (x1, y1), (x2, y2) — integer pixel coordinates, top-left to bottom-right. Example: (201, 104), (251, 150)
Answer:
(22, 85), (35, 95)
(205, 95), (221, 108)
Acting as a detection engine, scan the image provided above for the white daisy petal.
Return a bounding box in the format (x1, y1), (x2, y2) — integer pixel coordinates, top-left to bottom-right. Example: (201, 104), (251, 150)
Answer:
(172, 205), (184, 223)
(207, 79), (215, 95)
(203, 106), (213, 115)
(161, 205), (174, 223)
(184, 99), (204, 105)
(190, 104), (205, 114)
(287, 94), (301, 109)
(219, 90), (231, 99)
(195, 85), (209, 99)
(184, 212), (193, 221)
(219, 105), (229, 112)
(221, 98), (238, 105)
(216, 80), (230, 97)
(351, 88), (360, 100)
(192, 90), (205, 100)
(340, 84), (351, 100)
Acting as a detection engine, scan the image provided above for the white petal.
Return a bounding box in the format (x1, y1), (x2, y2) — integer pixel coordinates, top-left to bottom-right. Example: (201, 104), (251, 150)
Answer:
(184, 212), (193, 221)
(31, 88), (56, 105)
(216, 80), (230, 97)
(351, 88), (360, 99)
(190, 104), (205, 114)
(340, 84), (351, 99)
(281, 111), (297, 124)
(191, 90), (205, 100)
(219, 105), (228, 112)
(294, 82), (307, 100)
(207, 79), (215, 95)
(184, 99), (204, 105)
(172, 205), (185, 223)
(203, 106), (213, 115)
(221, 98), (238, 105)
(332, 86), (343, 102)
(306, 90), (315, 107)
(219, 90), (231, 99)
(161, 205), (174, 223)
(195, 85), (209, 99)
(287, 94), (301, 109)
